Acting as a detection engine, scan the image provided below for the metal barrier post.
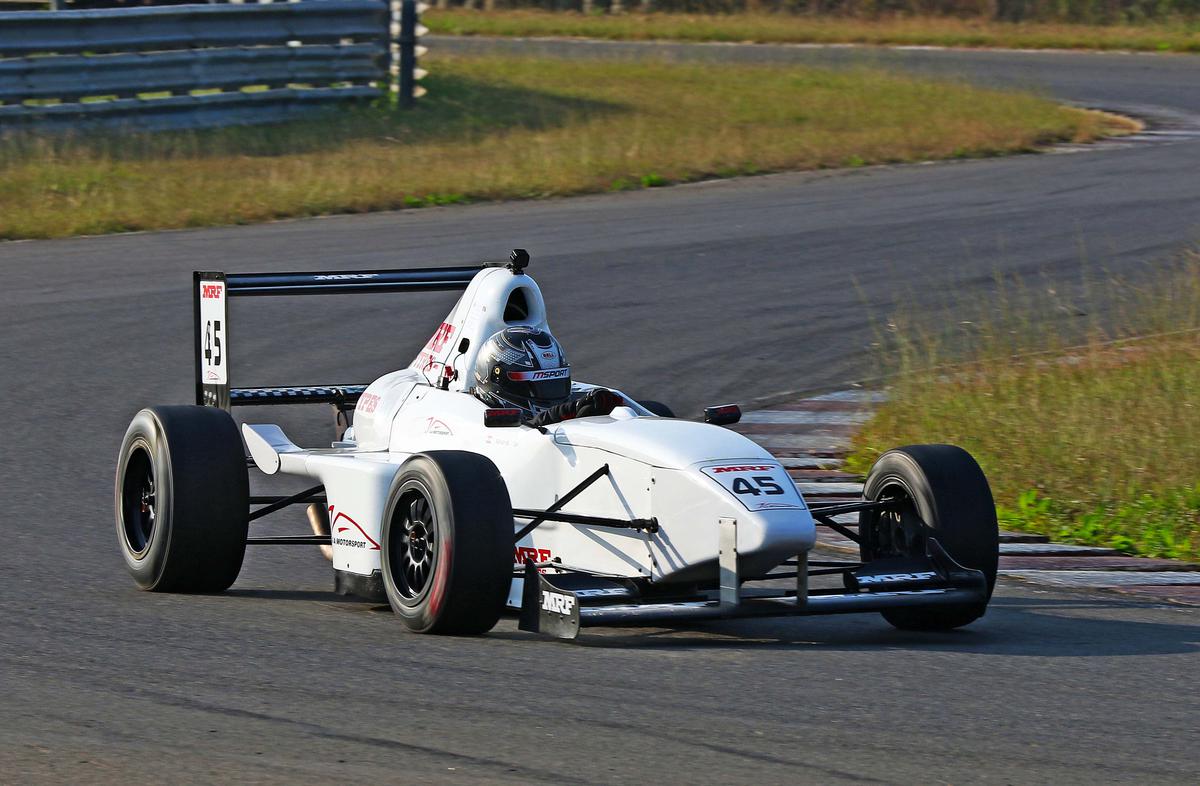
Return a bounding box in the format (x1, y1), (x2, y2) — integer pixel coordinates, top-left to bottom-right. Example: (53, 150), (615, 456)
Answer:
(399, 0), (415, 107)
(390, 0), (402, 100)
(396, 0), (426, 108)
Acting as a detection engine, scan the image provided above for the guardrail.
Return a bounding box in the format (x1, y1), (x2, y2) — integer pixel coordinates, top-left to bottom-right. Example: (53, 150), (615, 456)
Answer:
(429, 1), (1196, 23)
(0, 1), (427, 131)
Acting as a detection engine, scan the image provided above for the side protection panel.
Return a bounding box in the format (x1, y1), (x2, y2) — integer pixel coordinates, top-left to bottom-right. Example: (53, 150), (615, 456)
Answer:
(303, 455), (406, 576)
(353, 369), (423, 451)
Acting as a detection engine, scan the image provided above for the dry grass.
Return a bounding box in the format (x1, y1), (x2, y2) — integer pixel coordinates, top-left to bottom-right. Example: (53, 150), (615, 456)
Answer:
(428, 10), (1200, 52)
(846, 255), (1200, 560)
(0, 55), (1123, 240)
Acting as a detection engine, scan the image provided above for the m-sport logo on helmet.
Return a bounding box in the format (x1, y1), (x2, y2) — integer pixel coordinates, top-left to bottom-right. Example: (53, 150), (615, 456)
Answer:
(508, 368), (569, 381)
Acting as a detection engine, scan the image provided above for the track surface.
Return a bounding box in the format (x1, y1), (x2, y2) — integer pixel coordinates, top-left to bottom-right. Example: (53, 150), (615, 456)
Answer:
(2, 43), (1198, 783)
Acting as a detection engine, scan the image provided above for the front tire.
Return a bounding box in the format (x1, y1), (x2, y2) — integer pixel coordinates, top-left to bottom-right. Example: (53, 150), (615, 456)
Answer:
(380, 451), (513, 634)
(114, 406), (249, 592)
(860, 444), (998, 631)
(638, 400), (675, 418)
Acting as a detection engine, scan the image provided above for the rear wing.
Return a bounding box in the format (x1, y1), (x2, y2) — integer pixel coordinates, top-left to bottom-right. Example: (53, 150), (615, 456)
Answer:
(193, 254), (529, 410)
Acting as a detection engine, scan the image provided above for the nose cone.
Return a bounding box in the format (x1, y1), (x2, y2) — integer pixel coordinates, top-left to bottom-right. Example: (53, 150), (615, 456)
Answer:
(648, 464), (817, 584)
(554, 415), (775, 469)
(736, 506), (818, 577)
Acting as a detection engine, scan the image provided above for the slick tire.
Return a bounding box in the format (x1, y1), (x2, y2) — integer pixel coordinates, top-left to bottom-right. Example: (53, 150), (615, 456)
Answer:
(115, 406), (249, 593)
(638, 400), (676, 418)
(860, 444), (998, 631)
(380, 451), (513, 635)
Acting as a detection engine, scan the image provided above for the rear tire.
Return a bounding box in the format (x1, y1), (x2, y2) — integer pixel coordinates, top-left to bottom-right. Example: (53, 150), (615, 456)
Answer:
(380, 451), (513, 635)
(860, 444), (998, 631)
(114, 406), (249, 592)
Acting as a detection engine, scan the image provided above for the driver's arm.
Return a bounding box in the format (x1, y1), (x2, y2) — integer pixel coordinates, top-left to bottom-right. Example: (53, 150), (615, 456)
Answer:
(527, 389), (625, 428)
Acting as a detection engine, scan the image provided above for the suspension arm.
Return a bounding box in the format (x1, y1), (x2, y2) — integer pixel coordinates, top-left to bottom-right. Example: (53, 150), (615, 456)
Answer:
(513, 464), (611, 541)
(513, 509), (658, 533)
(248, 484), (324, 522)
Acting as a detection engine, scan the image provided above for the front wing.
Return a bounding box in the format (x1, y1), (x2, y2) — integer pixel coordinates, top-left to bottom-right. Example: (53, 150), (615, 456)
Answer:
(519, 526), (988, 639)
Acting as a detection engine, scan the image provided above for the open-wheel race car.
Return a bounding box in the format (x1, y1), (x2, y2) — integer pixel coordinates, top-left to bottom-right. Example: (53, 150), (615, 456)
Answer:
(114, 250), (999, 639)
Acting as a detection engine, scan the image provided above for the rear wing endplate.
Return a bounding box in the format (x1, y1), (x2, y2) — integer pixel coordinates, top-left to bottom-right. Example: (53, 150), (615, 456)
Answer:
(193, 261), (515, 410)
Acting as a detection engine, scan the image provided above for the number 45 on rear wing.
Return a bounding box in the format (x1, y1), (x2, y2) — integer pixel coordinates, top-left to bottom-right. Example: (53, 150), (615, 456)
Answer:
(191, 266), (487, 411)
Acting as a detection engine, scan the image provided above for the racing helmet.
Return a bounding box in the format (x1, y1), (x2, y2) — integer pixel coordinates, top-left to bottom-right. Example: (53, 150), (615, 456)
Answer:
(473, 327), (571, 416)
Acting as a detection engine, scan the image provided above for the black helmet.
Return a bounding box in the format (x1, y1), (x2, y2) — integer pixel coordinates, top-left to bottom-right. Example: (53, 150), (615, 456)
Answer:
(473, 327), (571, 416)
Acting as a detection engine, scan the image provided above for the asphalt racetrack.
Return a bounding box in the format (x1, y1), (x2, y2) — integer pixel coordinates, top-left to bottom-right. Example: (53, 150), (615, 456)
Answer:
(1, 42), (1198, 783)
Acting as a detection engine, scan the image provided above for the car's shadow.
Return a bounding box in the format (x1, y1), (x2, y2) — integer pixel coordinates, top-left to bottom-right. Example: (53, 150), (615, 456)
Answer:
(486, 591), (1200, 658)
(225, 588), (366, 605)
(225, 584), (1198, 658)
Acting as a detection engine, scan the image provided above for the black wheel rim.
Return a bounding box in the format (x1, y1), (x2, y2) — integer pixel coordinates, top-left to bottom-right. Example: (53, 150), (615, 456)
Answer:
(121, 445), (156, 556)
(863, 480), (927, 561)
(389, 486), (438, 600)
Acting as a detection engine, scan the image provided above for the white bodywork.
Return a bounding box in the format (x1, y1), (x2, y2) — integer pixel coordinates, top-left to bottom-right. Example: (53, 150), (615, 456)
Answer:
(242, 268), (816, 594)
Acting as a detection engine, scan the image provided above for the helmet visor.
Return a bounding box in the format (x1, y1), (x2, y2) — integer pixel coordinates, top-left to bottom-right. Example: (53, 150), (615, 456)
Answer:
(506, 367), (571, 404)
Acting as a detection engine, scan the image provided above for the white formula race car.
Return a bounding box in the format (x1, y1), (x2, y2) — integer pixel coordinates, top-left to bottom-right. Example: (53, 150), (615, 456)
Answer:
(115, 251), (999, 639)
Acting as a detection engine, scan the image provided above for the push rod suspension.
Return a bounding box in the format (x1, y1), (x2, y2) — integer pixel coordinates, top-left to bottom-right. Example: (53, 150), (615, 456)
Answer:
(812, 517), (862, 544)
(809, 500), (893, 545)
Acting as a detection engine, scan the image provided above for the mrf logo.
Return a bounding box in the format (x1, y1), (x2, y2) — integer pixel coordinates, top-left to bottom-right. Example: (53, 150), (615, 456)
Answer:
(201, 283), (223, 299)
(712, 465), (774, 473)
(541, 590), (576, 616)
(857, 571), (937, 585)
(514, 546), (553, 565)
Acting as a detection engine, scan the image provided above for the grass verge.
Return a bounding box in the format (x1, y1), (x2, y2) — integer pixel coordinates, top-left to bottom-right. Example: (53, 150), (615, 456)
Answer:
(0, 55), (1127, 240)
(845, 255), (1200, 561)
(427, 10), (1200, 53)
